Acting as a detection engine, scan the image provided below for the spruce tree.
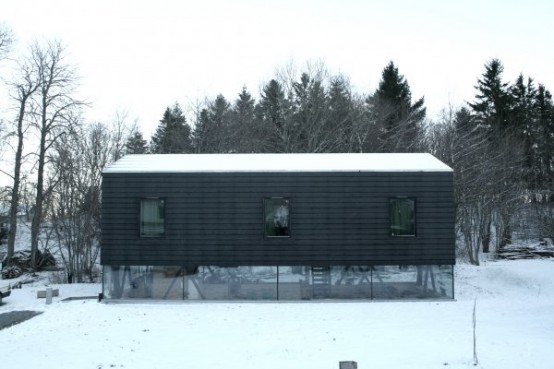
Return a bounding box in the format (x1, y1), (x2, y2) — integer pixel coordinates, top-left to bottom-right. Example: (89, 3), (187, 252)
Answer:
(192, 95), (231, 153)
(327, 76), (354, 152)
(150, 103), (193, 154)
(257, 79), (292, 152)
(469, 59), (512, 134)
(231, 87), (258, 152)
(125, 130), (148, 154)
(370, 61), (426, 152)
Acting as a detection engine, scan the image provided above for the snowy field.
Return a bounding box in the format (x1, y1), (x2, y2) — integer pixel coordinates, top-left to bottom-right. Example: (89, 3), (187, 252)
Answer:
(1, 258), (553, 369)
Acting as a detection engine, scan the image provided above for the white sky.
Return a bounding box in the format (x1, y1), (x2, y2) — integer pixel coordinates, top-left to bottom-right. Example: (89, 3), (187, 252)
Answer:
(2, 0), (553, 138)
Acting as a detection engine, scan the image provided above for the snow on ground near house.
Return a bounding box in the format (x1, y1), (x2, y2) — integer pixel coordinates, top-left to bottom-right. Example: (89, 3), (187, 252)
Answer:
(1, 259), (553, 369)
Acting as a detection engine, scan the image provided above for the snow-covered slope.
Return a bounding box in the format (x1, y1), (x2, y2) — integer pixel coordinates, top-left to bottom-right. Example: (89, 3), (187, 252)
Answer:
(1, 258), (553, 369)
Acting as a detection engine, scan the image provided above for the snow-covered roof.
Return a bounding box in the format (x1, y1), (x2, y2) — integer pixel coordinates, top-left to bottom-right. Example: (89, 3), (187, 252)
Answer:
(103, 153), (452, 174)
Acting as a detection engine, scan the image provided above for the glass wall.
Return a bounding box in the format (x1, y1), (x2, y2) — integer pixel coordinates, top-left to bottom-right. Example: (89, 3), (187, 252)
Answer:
(102, 264), (453, 301)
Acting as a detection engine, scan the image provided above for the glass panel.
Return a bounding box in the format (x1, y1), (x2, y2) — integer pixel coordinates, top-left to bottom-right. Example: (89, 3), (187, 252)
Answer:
(141, 199), (165, 237)
(150, 266), (184, 300)
(185, 266), (278, 300)
(277, 266), (312, 300)
(103, 264), (454, 300)
(329, 266), (372, 299)
(264, 198), (290, 237)
(372, 265), (453, 299)
(103, 265), (154, 299)
(390, 198), (415, 236)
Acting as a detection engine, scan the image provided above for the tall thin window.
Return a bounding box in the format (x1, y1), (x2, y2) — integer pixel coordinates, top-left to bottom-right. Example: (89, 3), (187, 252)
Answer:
(390, 198), (415, 236)
(264, 198), (290, 237)
(140, 198), (165, 237)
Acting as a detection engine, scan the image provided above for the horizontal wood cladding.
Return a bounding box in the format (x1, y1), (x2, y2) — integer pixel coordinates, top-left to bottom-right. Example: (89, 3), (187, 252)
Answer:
(101, 171), (455, 266)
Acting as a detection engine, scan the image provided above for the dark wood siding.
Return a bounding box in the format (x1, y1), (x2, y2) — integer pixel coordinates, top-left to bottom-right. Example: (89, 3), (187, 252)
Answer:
(101, 171), (455, 266)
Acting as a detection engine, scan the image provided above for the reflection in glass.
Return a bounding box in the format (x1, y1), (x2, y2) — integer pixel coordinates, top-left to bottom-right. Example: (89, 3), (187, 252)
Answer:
(390, 198), (415, 236)
(264, 198), (290, 237)
(103, 264), (453, 301)
(140, 199), (165, 237)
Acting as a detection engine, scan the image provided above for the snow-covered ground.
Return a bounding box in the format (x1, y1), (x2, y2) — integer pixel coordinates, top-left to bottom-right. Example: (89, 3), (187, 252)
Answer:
(1, 258), (553, 369)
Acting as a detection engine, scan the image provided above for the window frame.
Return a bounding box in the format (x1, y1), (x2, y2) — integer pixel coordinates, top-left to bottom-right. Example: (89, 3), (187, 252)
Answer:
(139, 197), (166, 238)
(389, 197), (416, 237)
(263, 197), (291, 238)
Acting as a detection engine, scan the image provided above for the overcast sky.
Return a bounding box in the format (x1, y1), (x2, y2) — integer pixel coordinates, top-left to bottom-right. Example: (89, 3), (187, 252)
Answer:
(2, 0), (553, 138)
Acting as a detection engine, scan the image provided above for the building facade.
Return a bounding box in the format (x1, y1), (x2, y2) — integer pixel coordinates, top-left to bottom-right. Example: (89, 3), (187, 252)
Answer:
(101, 153), (455, 301)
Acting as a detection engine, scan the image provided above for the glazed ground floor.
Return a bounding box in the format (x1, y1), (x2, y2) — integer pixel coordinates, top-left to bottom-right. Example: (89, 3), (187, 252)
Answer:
(102, 264), (454, 301)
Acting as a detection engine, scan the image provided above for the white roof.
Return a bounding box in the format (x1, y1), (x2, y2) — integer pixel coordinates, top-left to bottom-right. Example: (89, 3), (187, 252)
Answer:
(103, 153), (452, 173)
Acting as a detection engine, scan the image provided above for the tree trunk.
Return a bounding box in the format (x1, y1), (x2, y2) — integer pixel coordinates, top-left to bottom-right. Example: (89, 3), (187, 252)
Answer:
(30, 135), (46, 270)
(481, 216), (492, 253)
(7, 91), (33, 260)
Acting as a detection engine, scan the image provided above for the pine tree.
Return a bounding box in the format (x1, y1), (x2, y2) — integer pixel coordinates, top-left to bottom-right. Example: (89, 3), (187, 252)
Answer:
(192, 95), (231, 153)
(257, 79), (292, 152)
(369, 61), (426, 152)
(291, 73), (333, 152)
(125, 130), (148, 154)
(469, 59), (512, 135)
(150, 103), (193, 154)
(534, 84), (554, 188)
(231, 87), (258, 152)
(509, 74), (538, 185)
(327, 76), (354, 152)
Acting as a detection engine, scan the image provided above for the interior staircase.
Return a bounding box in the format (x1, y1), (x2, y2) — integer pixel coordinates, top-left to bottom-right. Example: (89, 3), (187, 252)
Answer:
(312, 266), (331, 299)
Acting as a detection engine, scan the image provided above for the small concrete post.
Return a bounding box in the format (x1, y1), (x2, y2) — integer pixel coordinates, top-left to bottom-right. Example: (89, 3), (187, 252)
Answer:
(339, 361), (357, 369)
(45, 287), (53, 305)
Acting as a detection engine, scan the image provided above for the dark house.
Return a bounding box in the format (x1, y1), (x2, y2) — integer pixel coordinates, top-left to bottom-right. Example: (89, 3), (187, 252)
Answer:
(101, 153), (455, 301)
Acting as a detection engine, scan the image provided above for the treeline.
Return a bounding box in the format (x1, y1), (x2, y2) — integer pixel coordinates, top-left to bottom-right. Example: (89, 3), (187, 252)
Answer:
(1, 29), (553, 281)
(134, 61), (427, 156)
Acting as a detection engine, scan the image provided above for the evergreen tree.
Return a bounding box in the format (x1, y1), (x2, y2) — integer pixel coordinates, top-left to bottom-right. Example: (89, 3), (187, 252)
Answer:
(291, 73), (333, 152)
(257, 79), (292, 152)
(327, 76), (354, 152)
(534, 84), (554, 188)
(369, 61), (426, 152)
(231, 87), (259, 152)
(150, 103), (193, 154)
(192, 95), (231, 153)
(125, 130), (148, 154)
(509, 74), (538, 185)
(469, 59), (512, 134)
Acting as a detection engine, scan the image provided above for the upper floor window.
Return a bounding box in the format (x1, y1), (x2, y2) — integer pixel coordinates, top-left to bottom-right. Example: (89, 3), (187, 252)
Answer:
(264, 198), (290, 237)
(140, 198), (165, 237)
(390, 198), (415, 236)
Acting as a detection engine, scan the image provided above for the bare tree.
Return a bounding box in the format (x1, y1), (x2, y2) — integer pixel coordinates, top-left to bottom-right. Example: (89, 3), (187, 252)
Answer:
(51, 121), (127, 282)
(28, 40), (84, 270)
(3, 52), (41, 260)
(0, 24), (13, 61)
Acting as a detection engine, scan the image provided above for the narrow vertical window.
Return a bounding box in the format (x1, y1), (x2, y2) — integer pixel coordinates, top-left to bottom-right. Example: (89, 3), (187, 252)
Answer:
(140, 198), (165, 237)
(390, 198), (415, 236)
(264, 198), (290, 237)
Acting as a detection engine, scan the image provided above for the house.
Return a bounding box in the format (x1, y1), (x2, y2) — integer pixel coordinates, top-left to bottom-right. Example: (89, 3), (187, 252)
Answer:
(101, 153), (455, 301)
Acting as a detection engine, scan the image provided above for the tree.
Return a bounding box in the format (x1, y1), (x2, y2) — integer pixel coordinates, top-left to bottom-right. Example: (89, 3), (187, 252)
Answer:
(192, 95), (232, 153)
(150, 103), (192, 153)
(50, 123), (116, 282)
(291, 72), (338, 152)
(468, 59), (512, 135)
(369, 61), (426, 152)
(533, 84), (554, 188)
(29, 40), (84, 270)
(125, 129), (148, 154)
(4, 50), (41, 260)
(230, 87), (260, 153)
(257, 79), (293, 152)
(0, 24), (13, 61)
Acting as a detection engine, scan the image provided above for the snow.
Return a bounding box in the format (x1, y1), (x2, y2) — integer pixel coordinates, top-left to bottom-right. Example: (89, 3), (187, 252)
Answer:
(1, 258), (553, 369)
(103, 153), (453, 173)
